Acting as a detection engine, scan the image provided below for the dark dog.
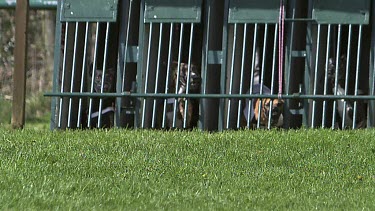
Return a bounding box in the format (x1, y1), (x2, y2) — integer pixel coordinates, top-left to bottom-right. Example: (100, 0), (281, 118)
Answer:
(164, 62), (201, 129)
(328, 56), (366, 129)
(243, 84), (284, 128)
(83, 65), (116, 128)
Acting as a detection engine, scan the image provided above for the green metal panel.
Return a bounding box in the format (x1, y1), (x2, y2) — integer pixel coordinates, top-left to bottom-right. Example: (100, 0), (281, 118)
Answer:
(228, 0), (280, 23)
(313, 0), (370, 24)
(0, 0), (57, 9)
(60, 0), (118, 22)
(144, 0), (202, 23)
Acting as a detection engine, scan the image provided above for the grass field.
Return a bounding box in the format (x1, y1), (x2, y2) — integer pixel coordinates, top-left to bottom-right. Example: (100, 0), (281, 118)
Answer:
(1, 128), (375, 210)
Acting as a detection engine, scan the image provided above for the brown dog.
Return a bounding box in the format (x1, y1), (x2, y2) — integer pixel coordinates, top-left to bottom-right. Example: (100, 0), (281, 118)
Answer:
(165, 62), (201, 129)
(254, 98), (284, 127)
(243, 84), (284, 128)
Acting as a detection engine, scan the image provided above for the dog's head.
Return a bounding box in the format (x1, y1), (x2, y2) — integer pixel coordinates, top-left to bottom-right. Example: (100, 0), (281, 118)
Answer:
(254, 98), (284, 127)
(328, 55), (346, 87)
(171, 62), (201, 94)
(89, 65), (115, 93)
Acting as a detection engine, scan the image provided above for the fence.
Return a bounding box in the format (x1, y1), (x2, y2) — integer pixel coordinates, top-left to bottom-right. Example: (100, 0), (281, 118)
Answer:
(46, 0), (375, 131)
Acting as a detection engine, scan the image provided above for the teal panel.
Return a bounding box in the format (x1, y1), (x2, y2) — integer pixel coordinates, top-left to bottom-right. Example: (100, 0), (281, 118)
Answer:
(0, 0), (57, 9)
(144, 0), (202, 23)
(313, 0), (370, 24)
(228, 0), (280, 23)
(60, 0), (118, 22)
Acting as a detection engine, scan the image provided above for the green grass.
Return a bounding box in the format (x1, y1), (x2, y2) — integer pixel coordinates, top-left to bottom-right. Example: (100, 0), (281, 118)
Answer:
(0, 129), (375, 210)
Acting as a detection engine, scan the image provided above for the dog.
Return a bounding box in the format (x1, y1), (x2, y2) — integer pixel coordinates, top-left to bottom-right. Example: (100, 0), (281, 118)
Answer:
(83, 64), (116, 128)
(327, 56), (366, 129)
(243, 84), (284, 128)
(164, 62), (201, 129)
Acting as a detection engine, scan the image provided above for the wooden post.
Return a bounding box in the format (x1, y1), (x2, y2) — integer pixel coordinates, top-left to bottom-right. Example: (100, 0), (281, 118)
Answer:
(12, 0), (29, 129)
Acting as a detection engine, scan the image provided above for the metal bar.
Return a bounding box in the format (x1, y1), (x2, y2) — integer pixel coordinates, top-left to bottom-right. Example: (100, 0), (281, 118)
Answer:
(97, 22), (111, 128)
(257, 24), (268, 128)
(67, 22), (79, 128)
(162, 23), (174, 128)
(236, 23), (247, 128)
(247, 23), (258, 127)
(184, 23), (195, 129)
(200, 0), (211, 130)
(353, 25), (363, 129)
(226, 23), (237, 129)
(173, 23), (184, 128)
(332, 24), (342, 129)
(121, 0), (133, 92)
(46, 92), (375, 100)
(218, 0), (230, 131)
(11, 0), (29, 129)
(58, 23), (69, 128)
(267, 24), (279, 129)
(322, 24), (331, 128)
(141, 23), (153, 128)
(152, 23), (163, 128)
(342, 24), (352, 129)
(87, 22), (100, 128)
(77, 22), (90, 128)
(311, 24), (321, 128)
(50, 0), (62, 130)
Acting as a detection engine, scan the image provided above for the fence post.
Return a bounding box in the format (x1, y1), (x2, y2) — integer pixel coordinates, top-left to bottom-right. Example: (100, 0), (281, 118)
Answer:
(11, 0), (29, 129)
(369, 1), (375, 127)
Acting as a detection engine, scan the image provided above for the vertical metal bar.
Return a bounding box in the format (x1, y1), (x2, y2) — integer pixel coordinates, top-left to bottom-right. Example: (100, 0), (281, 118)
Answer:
(173, 23), (184, 128)
(77, 22), (90, 128)
(201, 0), (211, 130)
(88, 22), (100, 128)
(237, 23), (247, 128)
(184, 23), (195, 129)
(58, 23), (69, 128)
(152, 23), (163, 128)
(141, 23), (153, 128)
(219, 0), (230, 131)
(353, 25), (363, 129)
(322, 24), (331, 128)
(51, 1), (62, 130)
(267, 24), (279, 129)
(311, 24), (321, 128)
(97, 22), (111, 128)
(226, 23), (237, 129)
(257, 24), (268, 128)
(162, 23), (174, 128)
(116, 0), (134, 128)
(342, 24), (352, 129)
(332, 24), (342, 129)
(247, 23), (258, 127)
(121, 0), (133, 92)
(67, 23), (79, 128)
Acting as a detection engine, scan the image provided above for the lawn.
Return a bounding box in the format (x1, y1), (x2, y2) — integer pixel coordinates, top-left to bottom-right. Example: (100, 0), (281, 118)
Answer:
(0, 128), (374, 210)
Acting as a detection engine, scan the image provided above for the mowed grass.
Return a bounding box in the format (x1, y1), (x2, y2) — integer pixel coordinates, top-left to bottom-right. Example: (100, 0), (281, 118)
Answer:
(1, 128), (375, 210)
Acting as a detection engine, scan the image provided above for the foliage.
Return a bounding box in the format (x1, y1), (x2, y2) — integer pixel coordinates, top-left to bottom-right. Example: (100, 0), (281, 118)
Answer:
(0, 97), (11, 124)
(0, 129), (374, 210)
(0, 9), (55, 97)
